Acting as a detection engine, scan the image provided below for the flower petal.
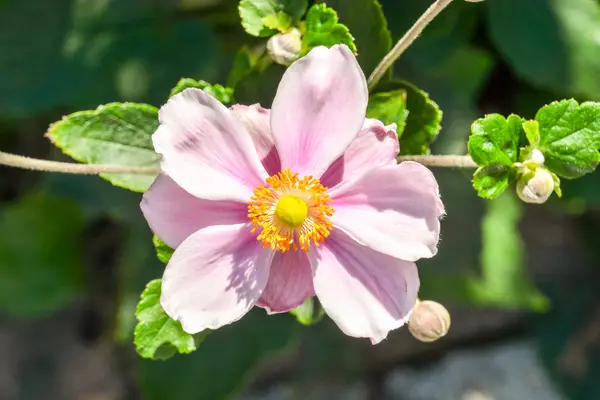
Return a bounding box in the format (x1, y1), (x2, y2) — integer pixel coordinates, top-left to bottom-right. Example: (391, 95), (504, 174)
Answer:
(257, 250), (315, 314)
(230, 104), (280, 175)
(140, 174), (248, 248)
(153, 88), (268, 202)
(309, 229), (419, 344)
(270, 44), (368, 178)
(329, 162), (444, 262)
(320, 119), (399, 188)
(160, 223), (273, 333)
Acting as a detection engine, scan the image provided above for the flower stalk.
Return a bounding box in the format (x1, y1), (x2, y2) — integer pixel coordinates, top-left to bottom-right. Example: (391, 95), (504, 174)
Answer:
(0, 150), (160, 175)
(367, 0), (455, 91)
(0, 150), (476, 175)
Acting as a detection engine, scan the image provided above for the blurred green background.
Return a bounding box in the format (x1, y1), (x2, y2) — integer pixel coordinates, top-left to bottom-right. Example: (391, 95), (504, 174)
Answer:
(1, 0), (600, 399)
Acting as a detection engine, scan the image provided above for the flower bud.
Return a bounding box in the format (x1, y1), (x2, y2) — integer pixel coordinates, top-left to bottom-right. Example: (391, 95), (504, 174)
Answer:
(530, 148), (545, 166)
(408, 300), (451, 342)
(516, 167), (554, 204)
(267, 28), (302, 67)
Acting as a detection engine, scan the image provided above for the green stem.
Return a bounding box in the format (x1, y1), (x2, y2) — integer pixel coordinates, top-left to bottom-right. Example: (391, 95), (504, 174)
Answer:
(367, 0), (455, 91)
(397, 154), (477, 168)
(0, 150), (475, 175)
(0, 150), (160, 175)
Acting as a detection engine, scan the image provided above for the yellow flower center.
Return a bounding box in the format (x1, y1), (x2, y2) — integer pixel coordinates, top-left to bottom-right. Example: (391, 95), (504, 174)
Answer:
(248, 169), (334, 253)
(274, 195), (308, 228)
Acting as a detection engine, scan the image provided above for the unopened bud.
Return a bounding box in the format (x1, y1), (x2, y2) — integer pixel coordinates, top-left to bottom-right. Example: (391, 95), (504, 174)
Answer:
(267, 28), (302, 67)
(408, 300), (451, 342)
(516, 167), (554, 204)
(530, 148), (545, 166)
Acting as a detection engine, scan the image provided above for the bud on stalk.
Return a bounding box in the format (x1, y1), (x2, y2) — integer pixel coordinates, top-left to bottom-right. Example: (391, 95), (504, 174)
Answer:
(516, 167), (554, 204)
(267, 28), (302, 67)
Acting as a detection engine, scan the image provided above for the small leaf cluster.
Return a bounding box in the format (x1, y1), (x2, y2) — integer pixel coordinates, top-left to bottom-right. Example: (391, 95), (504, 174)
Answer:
(239, 0), (308, 36)
(368, 81), (442, 155)
(238, 0), (357, 54)
(468, 99), (600, 200)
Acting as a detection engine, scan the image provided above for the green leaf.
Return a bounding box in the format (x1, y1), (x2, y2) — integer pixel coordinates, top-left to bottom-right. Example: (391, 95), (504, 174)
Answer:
(239, 0), (308, 37)
(227, 46), (261, 89)
(290, 297), (325, 326)
(140, 309), (296, 399)
(262, 11), (293, 32)
(366, 90), (409, 137)
(468, 114), (524, 167)
(47, 102), (160, 192)
(302, 4), (356, 54)
(0, 193), (84, 316)
(472, 165), (511, 200)
(376, 81), (442, 155)
(135, 279), (207, 360)
(152, 235), (174, 264)
(169, 79), (234, 105)
(487, 0), (600, 99)
(468, 114), (524, 199)
(319, 0), (392, 76)
(551, 171), (563, 197)
(536, 99), (600, 179)
(523, 120), (541, 147)
(472, 192), (549, 310)
(399, 82), (442, 155)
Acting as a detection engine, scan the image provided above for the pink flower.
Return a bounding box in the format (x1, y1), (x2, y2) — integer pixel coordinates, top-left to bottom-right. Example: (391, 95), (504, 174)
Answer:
(141, 44), (444, 343)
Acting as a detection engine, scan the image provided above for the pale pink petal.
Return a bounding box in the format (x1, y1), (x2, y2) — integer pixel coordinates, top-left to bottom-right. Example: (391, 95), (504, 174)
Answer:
(230, 104), (280, 176)
(160, 223), (273, 333)
(153, 88), (268, 202)
(270, 45), (368, 178)
(328, 162), (443, 262)
(309, 229), (419, 344)
(320, 118), (399, 188)
(140, 174), (248, 249)
(257, 251), (315, 314)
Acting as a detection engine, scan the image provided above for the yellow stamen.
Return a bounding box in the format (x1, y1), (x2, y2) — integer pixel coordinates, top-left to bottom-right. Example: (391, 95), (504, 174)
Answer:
(248, 169), (334, 253)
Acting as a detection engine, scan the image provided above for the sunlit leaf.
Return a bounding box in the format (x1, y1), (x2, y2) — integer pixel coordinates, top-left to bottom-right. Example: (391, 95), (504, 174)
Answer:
(47, 103), (160, 192)
(239, 0), (307, 37)
(302, 4), (356, 54)
(134, 279), (207, 359)
(536, 99), (600, 179)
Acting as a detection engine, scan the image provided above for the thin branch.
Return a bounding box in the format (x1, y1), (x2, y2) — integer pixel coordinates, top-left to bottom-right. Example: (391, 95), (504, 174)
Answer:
(397, 154), (477, 168)
(0, 151), (160, 175)
(367, 0), (455, 91)
(0, 150), (476, 175)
